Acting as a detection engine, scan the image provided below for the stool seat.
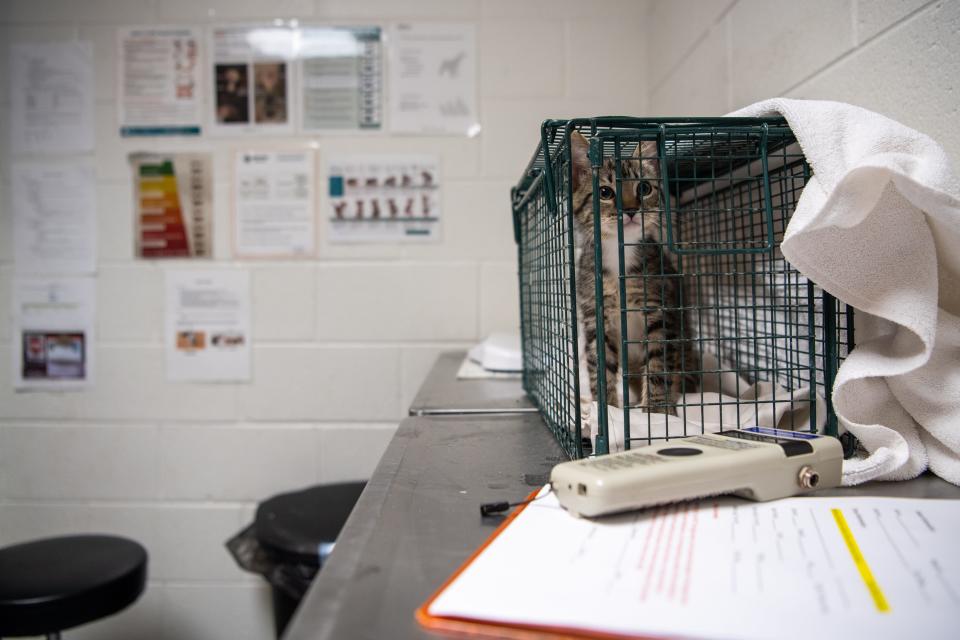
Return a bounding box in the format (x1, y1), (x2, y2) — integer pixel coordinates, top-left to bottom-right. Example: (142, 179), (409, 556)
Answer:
(0, 534), (147, 637)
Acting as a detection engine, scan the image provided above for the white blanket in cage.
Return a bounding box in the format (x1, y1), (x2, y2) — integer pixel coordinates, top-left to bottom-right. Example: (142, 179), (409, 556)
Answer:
(582, 351), (827, 453)
(726, 98), (960, 486)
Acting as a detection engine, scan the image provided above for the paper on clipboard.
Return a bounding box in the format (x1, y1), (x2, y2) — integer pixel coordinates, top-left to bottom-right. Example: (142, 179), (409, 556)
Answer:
(420, 490), (960, 639)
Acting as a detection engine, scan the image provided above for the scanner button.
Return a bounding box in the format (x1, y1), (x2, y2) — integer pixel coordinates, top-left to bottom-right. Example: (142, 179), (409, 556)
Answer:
(657, 447), (702, 457)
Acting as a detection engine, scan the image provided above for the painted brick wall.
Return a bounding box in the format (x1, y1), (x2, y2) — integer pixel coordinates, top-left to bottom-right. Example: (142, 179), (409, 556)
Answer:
(0, 1), (649, 638)
(647, 0), (960, 165)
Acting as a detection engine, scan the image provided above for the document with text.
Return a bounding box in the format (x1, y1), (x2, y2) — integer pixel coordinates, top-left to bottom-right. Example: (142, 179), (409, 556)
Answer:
(424, 490), (960, 639)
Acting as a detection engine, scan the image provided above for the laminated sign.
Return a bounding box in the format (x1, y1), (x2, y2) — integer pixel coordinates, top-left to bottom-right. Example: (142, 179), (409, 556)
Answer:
(130, 153), (213, 258)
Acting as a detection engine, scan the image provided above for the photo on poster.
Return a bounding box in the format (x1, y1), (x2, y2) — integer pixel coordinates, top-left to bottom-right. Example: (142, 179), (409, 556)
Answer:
(325, 154), (440, 244)
(118, 27), (203, 136)
(12, 276), (96, 391)
(253, 62), (287, 123)
(22, 332), (86, 381)
(209, 25), (295, 135)
(299, 26), (382, 131)
(215, 63), (250, 124)
(130, 153), (213, 258)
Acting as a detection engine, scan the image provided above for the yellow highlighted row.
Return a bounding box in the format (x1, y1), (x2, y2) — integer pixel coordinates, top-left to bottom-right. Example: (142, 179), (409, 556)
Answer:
(831, 508), (890, 613)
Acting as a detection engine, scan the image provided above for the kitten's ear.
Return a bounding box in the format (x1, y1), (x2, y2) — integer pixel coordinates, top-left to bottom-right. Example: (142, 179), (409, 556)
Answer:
(633, 140), (658, 160)
(569, 130), (591, 189)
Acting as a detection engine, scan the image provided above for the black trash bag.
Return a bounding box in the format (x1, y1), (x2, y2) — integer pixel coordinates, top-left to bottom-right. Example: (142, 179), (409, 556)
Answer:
(226, 482), (366, 638)
(226, 523), (319, 601)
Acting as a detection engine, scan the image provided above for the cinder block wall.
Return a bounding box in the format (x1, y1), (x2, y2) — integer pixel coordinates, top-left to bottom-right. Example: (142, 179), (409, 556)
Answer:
(0, 1), (649, 638)
(647, 0), (960, 164)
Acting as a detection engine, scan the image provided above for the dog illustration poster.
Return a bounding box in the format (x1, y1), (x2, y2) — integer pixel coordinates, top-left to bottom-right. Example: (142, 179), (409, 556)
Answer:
(325, 154), (440, 243)
(388, 24), (478, 136)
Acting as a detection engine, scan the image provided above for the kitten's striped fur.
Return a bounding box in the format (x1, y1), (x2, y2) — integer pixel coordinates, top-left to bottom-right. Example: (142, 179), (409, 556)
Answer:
(569, 131), (695, 413)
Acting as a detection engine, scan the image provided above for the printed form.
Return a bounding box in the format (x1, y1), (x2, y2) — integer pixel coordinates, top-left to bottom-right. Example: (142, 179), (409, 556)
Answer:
(427, 491), (960, 639)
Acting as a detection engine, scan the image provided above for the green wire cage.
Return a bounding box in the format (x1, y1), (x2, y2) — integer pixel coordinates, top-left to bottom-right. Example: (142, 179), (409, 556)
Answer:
(511, 117), (854, 460)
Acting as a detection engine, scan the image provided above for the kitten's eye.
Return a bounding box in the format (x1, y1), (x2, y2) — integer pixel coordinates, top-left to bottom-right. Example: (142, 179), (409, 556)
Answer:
(598, 185), (615, 200)
(637, 180), (654, 198)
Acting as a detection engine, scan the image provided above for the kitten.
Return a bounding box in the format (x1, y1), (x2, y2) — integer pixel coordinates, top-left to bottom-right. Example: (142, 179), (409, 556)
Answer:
(569, 131), (694, 414)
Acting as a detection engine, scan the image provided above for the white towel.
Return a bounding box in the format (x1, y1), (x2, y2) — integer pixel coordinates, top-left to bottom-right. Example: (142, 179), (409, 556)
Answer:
(728, 98), (960, 486)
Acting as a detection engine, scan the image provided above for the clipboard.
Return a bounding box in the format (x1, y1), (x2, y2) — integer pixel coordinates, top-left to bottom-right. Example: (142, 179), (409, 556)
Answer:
(415, 488), (647, 640)
(415, 491), (960, 640)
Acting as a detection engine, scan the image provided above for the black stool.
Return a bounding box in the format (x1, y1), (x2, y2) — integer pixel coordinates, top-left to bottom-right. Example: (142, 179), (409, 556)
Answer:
(0, 535), (147, 639)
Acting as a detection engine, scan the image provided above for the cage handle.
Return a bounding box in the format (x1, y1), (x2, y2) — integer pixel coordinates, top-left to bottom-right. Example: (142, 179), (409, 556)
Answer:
(541, 121), (559, 216)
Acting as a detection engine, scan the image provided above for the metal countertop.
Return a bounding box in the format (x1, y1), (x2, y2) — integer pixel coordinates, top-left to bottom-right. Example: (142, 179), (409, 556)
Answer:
(284, 355), (960, 640)
(407, 351), (536, 416)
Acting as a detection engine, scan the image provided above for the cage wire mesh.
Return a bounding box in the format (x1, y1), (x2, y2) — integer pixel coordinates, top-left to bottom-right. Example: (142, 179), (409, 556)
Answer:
(512, 118), (854, 460)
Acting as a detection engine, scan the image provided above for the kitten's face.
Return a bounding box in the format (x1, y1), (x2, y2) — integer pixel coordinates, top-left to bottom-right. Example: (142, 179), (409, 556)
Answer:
(569, 131), (662, 244)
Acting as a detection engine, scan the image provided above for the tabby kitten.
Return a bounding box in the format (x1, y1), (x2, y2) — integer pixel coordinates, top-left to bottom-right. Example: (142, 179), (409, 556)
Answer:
(569, 131), (693, 413)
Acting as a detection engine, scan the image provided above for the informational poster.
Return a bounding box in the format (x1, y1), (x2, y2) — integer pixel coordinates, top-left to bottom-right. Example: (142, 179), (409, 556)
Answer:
(12, 277), (96, 391)
(233, 149), (316, 258)
(9, 41), (95, 153)
(209, 25), (295, 135)
(165, 270), (251, 382)
(299, 26), (382, 131)
(117, 26), (203, 136)
(325, 154), (441, 243)
(129, 152), (213, 259)
(12, 163), (97, 275)
(388, 23), (479, 136)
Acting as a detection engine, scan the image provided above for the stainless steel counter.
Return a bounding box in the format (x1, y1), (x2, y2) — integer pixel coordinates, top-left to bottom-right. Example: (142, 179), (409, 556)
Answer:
(407, 351), (536, 416)
(284, 353), (960, 640)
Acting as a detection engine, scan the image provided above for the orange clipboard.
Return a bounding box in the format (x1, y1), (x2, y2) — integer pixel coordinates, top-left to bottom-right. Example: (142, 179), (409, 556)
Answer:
(415, 489), (655, 640)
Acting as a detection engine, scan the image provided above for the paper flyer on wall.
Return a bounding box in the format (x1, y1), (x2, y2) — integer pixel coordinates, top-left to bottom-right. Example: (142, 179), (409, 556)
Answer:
(130, 152), (213, 259)
(165, 270), (251, 382)
(299, 26), (382, 131)
(12, 277), (96, 391)
(325, 154), (440, 243)
(388, 23), (479, 136)
(234, 149), (316, 258)
(12, 162), (97, 275)
(118, 26), (203, 136)
(209, 24), (295, 135)
(9, 41), (95, 153)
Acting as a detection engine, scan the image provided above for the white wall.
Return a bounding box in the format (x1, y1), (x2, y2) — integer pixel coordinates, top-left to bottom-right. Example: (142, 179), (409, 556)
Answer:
(0, 1), (649, 638)
(647, 0), (960, 165)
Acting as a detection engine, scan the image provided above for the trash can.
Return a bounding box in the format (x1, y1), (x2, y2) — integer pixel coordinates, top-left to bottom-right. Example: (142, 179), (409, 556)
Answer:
(226, 482), (366, 638)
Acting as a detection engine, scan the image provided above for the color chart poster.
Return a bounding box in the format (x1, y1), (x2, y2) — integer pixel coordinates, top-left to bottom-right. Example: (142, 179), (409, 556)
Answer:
(325, 154), (440, 243)
(130, 152), (213, 259)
